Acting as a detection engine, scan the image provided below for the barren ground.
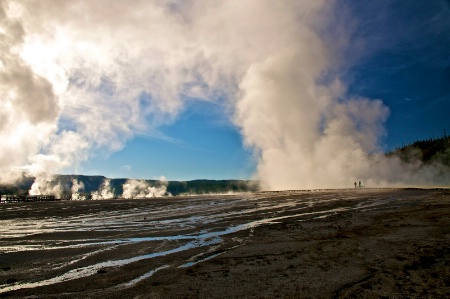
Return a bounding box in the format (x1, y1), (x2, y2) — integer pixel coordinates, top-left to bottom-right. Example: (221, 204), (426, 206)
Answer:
(0, 189), (449, 298)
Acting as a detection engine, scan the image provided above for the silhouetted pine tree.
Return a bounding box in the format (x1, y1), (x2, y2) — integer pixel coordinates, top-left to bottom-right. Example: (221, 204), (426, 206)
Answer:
(387, 132), (450, 166)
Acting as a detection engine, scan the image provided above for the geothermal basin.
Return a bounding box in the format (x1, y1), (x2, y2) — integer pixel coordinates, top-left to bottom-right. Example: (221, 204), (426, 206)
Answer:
(0, 189), (449, 298)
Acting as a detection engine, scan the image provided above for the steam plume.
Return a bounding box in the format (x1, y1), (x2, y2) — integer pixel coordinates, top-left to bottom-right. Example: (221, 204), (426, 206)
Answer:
(91, 179), (114, 200)
(71, 179), (85, 201)
(234, 1), (450, 189)
(28, 174), (64, 199)
(0, 0), (448, 190)
(122, 178), (169, 199)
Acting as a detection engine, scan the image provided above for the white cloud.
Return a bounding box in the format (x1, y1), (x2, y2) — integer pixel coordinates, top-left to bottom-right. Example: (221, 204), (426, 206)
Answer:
(0, 0), (447, 190)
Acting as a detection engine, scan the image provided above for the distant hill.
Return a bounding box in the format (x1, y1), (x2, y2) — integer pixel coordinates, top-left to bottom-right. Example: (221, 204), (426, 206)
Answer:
(0, 175), (260, 198)
(0, 174), (34, 196)
(386, 133), (450, 167)
(166, 179), (260, 196)
(4, 134), (447, 199)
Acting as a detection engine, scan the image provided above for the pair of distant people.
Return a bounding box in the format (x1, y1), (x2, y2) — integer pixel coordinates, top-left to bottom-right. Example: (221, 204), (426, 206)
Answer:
(354, 181), (362, 188)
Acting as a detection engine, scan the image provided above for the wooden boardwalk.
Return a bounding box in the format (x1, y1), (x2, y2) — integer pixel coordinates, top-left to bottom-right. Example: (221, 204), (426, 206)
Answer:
(0, 195), (57, 203)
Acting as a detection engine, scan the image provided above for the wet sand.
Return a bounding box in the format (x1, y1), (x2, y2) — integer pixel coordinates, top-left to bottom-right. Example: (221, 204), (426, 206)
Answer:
(0, 189), (449, 298)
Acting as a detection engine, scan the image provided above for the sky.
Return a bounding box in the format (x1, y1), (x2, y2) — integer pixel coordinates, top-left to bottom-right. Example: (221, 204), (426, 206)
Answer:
(1, 0), (449, 189)
(80, 99), (256, 180)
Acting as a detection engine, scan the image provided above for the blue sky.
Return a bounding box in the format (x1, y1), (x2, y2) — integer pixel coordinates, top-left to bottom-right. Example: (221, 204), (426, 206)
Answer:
(75, 0), (450, 181)
(3, 1), (449, 185)
(80, 100), (256, 180)
(342, 0), (450, 148)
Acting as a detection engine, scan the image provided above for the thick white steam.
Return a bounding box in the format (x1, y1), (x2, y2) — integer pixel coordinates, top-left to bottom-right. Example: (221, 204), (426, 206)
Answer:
(91, 179), (114, 200)
(233, 3), (450, 189)
(1, 0), (448, 190)
(122, 178), (169, 199)
(71, 179), (86, 200)
(28, 174), (64, 199)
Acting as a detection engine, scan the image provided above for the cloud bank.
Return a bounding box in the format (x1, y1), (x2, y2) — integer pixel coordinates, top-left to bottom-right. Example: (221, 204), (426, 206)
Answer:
(1, 0), (448, 191)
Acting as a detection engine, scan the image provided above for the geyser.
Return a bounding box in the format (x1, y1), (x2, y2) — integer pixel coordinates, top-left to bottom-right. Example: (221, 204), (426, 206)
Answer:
(0, 0), (448, 191)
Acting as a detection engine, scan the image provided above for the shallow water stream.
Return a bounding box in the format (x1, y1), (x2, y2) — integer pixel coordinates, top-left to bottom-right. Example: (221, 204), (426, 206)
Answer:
(0, 190), (395, 294)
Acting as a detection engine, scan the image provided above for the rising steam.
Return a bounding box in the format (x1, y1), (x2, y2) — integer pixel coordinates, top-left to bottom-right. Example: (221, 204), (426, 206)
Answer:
(29, 176), (169, 199)
(71, 179), (85, 201)
(91, 179), (114, 200)
(0, 0), (448, 191)
(122, 178), (169, 199)
(29, 174), (64, 198)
